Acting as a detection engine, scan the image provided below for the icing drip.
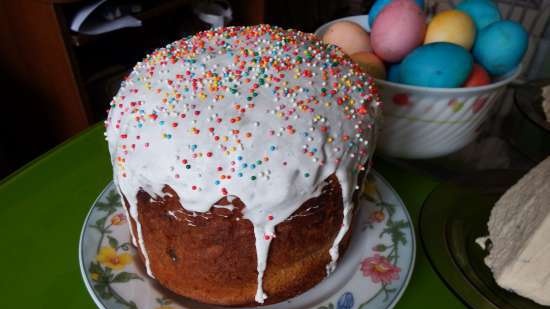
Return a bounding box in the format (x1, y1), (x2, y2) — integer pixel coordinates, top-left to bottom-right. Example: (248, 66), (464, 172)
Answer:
(252, 224), (273, 302)
(118, 180), (156, 278)
(212, 204), (235, 211)
(105, 25), (381, 303)
(327, 170), (355, 274)
(116, 186), (138, 247)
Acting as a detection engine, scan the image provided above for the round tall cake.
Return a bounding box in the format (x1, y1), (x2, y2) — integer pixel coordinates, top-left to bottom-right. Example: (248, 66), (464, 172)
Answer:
(105, 25), (381, 306)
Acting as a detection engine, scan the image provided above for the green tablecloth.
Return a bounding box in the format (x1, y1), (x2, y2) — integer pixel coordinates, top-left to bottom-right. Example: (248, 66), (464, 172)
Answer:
(0, 124), (468, 309)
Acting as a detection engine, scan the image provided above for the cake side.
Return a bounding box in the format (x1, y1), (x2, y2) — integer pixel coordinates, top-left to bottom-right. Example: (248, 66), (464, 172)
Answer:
(125, 175), (356, 306)
(485, 156), (550, 305)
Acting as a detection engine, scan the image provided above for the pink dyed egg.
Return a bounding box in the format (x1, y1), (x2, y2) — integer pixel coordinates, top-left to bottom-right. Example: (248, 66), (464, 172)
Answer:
(371, 0), (427, 62)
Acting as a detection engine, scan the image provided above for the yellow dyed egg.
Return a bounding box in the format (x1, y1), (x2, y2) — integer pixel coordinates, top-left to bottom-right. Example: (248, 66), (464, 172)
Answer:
(424, 10), (476, 50)
(350, 52), (386, 79)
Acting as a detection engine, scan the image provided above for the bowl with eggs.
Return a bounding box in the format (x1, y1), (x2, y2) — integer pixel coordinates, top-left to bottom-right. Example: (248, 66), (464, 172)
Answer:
(315, 0), (526, 159)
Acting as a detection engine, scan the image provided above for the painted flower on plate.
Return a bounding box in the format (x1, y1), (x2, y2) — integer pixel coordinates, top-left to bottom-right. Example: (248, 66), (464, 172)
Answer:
(155, 297), (174, 309)
(363, 180), (377, 200)
(337, 292), (354, 309)
(373, 244), (388, 252)
(90, 272), (99, 281)
(96, 246), (132, 270)
(360, 254), (401, 284)
(110, 213), (126, 225)
(369, 210), (385, 223)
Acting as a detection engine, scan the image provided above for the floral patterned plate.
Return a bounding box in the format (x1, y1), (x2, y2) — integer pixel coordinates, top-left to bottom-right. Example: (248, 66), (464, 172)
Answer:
(79, 171), (415, 309)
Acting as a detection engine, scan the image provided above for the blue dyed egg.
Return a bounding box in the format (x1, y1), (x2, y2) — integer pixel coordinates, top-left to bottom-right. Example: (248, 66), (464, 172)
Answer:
(337, 292), (354, 309)
(473, 20), (528, 75)
(456, 0), (501, 30)
(401, 42), (473, 87)
(387, 63), (402, 82)
(368, 0), (424, 28)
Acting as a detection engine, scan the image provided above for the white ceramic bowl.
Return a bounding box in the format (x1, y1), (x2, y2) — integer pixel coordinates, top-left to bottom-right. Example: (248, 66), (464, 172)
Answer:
(315, 15), (522, 159)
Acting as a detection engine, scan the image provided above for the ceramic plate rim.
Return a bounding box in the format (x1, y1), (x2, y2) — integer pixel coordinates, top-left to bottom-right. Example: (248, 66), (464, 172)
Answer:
(79, 170), (416, 309)
(80, 182), (114, 309)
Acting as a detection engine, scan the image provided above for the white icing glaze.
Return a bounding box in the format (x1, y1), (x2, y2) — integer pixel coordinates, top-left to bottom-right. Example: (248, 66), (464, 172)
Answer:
(166, 210), (182, 220)
(116, 188), (138, 247)
(105, 25), (380, 303)
(213, 204), (235, 212)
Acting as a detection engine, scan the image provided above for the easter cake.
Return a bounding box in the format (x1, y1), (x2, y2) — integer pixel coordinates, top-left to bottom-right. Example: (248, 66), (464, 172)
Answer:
(105, 25), (381, 306)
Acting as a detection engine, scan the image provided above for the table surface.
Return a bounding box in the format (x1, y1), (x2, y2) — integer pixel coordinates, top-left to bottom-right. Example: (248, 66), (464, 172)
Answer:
(0, 123), (468, 309)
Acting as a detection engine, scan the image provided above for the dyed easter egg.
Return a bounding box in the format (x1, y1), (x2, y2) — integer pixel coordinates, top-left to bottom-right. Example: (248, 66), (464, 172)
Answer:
(424, 10), (476, 50)
(463, 63), (491, 86)
(368, 0), (424, 28)
(401, 42), (473, 87)
(351, 52), (387, 79)
(387, 63), (402, 82)
(457, 0), (501, 30)
(322, 21), (372, 55)
(371, 0), (427, 62)
(473, 20), (528, 75)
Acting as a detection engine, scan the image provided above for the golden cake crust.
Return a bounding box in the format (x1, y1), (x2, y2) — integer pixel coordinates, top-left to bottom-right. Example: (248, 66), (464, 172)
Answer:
(123, 174), (356, 306)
